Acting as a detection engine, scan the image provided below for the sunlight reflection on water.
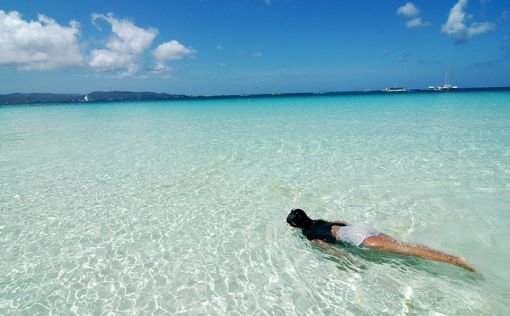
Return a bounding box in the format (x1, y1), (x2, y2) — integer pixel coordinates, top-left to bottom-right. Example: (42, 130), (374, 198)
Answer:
(0, 92), (509, 314)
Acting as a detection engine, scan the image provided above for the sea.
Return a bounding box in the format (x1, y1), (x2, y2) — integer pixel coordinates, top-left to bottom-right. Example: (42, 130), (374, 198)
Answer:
(1, 90), (509, 315)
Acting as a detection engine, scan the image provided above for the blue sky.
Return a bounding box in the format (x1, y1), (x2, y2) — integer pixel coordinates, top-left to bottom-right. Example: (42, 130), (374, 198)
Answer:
(0, 0), (509, 95)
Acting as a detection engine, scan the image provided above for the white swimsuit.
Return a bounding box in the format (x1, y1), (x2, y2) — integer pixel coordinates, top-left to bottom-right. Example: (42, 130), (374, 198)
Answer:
(337, 224), (379, 247)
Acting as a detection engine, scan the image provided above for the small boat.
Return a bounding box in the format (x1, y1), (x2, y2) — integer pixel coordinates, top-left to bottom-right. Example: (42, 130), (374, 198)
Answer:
(384, 87), (407, 92)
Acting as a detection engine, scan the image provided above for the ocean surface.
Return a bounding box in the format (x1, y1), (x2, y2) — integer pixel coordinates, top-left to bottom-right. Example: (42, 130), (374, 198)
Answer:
(1, 91), (509, 315)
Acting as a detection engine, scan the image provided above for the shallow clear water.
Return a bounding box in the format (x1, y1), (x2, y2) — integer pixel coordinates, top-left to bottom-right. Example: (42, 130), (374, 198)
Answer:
(1, 91), (509, 315)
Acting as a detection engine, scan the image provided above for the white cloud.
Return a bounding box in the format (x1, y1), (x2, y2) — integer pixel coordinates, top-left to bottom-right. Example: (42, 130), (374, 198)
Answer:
(216, 44), (224, 50)
(152, 40), (195, 73)
(150, 61), (172, 75)
(219, 62), (228, 68)
(442, 0), (469, 36)
(397, 53), (410, 62)
(467, 22), (496, 37)
(252, 52), (263, 57)
(0, 10), (83, 70)
(397, 3), (429, 29)
(153, 40), (195, 61)
(89, 13), (158, 76)
(397, 3), (419, 17)
(441, 0), (495, 42)
(406, 17), (429, 28)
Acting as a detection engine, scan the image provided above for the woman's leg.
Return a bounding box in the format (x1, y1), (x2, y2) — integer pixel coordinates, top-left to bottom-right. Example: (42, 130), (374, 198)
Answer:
(361, 233), (476, 272)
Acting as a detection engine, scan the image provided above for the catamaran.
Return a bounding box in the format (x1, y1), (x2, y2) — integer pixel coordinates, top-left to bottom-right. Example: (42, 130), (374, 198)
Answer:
(428, 67), (458, 91)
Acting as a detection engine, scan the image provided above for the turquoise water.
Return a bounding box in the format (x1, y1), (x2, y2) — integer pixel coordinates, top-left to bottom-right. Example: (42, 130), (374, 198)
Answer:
(1, 91), (509, 314)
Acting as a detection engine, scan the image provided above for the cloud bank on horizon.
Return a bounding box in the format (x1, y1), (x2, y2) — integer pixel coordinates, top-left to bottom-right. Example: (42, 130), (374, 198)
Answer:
(0, 0), (506, 87)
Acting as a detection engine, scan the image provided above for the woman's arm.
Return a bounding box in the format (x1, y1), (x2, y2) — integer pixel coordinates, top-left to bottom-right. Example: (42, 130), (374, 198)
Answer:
(311, 239), (364, 269)
(312, 239), (338, 253)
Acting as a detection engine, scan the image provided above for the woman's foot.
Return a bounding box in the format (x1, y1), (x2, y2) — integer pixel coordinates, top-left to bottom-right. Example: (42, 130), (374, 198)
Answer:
(456, 257), (477, 272)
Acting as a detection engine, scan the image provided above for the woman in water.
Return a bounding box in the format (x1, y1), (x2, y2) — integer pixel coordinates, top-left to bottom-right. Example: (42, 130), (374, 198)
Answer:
(286, 209), (476, 272)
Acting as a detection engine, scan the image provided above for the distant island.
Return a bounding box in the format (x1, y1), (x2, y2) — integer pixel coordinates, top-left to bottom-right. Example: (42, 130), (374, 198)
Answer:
(1, 87), (509, 106)
(0, 91), (187, 105)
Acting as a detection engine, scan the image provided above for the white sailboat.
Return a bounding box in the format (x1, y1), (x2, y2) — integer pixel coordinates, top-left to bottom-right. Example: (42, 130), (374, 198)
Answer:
(428, 66), (458, 91)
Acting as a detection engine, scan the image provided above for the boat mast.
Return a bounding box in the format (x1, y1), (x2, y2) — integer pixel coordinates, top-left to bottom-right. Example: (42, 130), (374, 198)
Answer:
(448, 65), (451, 86)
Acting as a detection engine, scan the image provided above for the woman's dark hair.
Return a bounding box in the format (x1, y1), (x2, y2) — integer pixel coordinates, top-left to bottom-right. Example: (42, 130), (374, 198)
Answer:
(287, 209), (313, 228)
